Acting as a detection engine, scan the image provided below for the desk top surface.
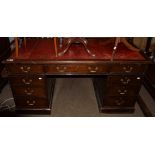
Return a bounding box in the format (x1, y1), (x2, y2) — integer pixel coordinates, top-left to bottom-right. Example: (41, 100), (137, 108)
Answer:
(11, 38), (146, 62)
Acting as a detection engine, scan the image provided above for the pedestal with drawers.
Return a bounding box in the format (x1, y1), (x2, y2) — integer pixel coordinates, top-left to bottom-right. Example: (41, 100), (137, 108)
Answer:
(93, 63), (147, 113)
(7, 64), (55, 114)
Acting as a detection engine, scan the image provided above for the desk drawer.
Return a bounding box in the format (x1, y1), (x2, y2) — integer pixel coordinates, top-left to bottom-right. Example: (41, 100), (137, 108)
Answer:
(15, 97), (49, 108)
(9, 75), (45, 86)
(107, 75), (142, 86)
(110, 64), (146, 73)
(104, 96), (135, 107)
(46, 64), (109, 74)
(12, 86), (47, 98)
(106, 85), (141, 96)
(7, 64), (44, 74)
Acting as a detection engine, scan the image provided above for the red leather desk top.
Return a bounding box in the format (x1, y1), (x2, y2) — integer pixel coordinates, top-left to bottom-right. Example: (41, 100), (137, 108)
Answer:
(12, 38), (145, 61)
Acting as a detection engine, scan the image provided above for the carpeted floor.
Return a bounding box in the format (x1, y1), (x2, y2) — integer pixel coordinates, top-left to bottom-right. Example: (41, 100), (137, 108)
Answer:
(0, 78), (154, 117)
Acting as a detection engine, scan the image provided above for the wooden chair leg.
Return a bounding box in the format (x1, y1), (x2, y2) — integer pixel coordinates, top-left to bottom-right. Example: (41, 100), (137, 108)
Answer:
(15, 37), (19, 57)
(112, 37), (140, 61)
(54, 37), (58, 57)
(114, 37), (140, 51)
(121, 37), (140, 51)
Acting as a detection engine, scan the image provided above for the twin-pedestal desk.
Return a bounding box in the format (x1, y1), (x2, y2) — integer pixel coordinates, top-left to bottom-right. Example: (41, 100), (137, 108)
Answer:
(4, 38), (150, 114)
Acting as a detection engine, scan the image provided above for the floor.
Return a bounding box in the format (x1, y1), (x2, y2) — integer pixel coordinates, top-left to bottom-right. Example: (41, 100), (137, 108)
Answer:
(0, 78), (155, 117)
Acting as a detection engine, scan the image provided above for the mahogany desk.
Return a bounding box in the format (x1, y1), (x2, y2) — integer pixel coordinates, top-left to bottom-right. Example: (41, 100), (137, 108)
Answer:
(4, 38), (150, 114)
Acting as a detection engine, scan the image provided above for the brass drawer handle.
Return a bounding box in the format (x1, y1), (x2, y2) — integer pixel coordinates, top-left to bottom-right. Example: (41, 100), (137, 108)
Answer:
(20, 66), (31, 73)
(120, 78), (131, 85)
(123, 66), (133, 73)
(56, 66), (67, 72)
(26, 100), (36, 106)
(24, 88), (34, 95)
(22, 79), (32, 85)
(88, 66), (99, 73)
(118, 89), (127, 95)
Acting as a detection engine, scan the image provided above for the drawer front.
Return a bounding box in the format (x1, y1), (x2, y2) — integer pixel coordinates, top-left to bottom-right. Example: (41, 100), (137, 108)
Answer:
(110, 64), (146, 73)
(104, 96), (136, 107)
(107, 75), (142, 86)
(106, 85), (141, 96)
(15, 97), (49, 108)
(46, 64), (109, 74)
(9, 75), (45, 86)
(7, 64), (44, 74)
(12, 86), (47, 98)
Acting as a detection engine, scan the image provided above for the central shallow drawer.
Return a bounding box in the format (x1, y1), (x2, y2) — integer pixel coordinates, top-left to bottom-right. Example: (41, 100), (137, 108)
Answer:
(45, 64), (109, 74)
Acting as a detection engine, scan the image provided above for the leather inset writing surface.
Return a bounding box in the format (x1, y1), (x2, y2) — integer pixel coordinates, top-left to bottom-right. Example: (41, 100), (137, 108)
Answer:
(11, 38), (145, 61)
